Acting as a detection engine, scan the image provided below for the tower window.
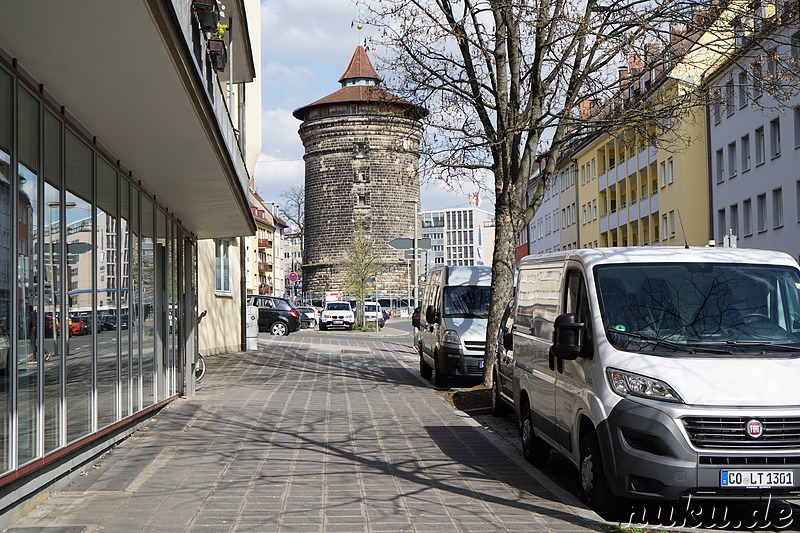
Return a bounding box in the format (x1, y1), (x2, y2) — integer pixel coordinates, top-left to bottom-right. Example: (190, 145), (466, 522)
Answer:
(353, 142), (369, 159)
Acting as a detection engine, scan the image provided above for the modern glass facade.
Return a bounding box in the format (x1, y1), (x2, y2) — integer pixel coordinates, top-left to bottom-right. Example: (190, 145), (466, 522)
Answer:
(0, 65), (194, 479)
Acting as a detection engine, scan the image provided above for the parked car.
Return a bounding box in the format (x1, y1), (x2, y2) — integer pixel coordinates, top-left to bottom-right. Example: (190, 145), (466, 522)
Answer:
(295, 306), (318, 329)
(319, 301), (355, 331)
(247, 295), (301, 336)
(364, 302), (385, 327)
(105, 314), (129, 330)
(98, 314), (115, 331)
(491, 299), (515, 416)
(43, 313), (60, 336)
(70, 315), (91, 336)
(0, 332), (9, 373)
(417, 265), (492, 387)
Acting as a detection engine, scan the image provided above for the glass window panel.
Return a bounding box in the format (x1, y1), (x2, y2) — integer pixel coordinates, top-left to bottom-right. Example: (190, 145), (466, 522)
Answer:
(141, 198), (154, 407)
(65, 129), (93, 443)
(130, 188), (140, 411)
(17, 86), (40, 465)
(43, 109), (63, 454)
(96, 157), (117, 428)
(120, 180), (131, 417)
(0, 70), (13, 473)
(170, 224), (178, 396)
(155, 210), (167, 401)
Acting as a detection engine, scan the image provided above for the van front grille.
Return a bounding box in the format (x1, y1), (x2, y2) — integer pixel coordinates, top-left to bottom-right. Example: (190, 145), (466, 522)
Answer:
(463, 341), (485, 352)
(683, 417), (800, 449)
(699, 456), (800, 465)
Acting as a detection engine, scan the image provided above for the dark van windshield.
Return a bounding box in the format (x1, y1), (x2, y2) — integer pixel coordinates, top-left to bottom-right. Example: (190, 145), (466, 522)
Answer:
(443, 286), (491, 319)
(596, 263), (800, 352)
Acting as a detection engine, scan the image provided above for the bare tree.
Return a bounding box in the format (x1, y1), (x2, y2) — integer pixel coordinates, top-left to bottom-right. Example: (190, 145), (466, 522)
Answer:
(359, 0), (800, 386)
(342, 218), (385, 326)
(279, 185), (305, 260)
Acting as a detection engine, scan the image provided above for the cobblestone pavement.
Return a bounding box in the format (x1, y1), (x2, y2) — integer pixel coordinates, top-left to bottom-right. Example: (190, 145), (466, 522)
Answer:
(5, 334), (603, 533)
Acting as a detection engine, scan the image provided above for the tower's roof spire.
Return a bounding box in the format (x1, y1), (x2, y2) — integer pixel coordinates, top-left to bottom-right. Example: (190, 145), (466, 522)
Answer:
(293, 46), (427, 121)
(338, 46), (382, 86)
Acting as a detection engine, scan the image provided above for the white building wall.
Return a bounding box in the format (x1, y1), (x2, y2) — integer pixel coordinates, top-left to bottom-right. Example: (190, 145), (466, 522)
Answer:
(527, 173), (561, 255)
(708, 26), (800, 262)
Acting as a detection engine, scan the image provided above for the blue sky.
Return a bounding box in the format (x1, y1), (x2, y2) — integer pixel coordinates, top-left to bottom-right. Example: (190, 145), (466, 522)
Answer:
(254, 0), (491, 213)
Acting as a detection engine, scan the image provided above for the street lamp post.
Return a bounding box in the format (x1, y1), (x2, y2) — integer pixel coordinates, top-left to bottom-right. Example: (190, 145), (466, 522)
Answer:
(404, 199), (420, 312)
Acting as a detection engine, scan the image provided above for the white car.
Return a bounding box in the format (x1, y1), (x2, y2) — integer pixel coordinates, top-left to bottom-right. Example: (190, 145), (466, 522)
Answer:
(364, 302), (385, 327)
(320, 301), (354, 331)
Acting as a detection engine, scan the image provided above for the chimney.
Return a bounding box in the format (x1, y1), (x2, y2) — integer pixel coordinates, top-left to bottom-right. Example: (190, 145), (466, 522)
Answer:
(579, 99), (593, 120)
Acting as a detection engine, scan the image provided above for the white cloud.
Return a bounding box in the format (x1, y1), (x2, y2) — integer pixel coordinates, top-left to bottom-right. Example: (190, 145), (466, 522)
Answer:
(261, 108), (303, 159)
(254, 153), (304, 202)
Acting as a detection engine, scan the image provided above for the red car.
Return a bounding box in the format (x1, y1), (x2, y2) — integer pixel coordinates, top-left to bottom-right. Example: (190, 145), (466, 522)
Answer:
(70, 316), (90, 336)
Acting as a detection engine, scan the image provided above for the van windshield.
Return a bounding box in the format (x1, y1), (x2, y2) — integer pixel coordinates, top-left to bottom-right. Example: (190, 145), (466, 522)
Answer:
(443, 286), (491, 319)
(596, 263), (800, 354)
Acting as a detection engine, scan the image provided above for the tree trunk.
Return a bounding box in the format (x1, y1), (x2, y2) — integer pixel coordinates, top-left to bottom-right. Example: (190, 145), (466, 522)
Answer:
(483, 187), (518, 388)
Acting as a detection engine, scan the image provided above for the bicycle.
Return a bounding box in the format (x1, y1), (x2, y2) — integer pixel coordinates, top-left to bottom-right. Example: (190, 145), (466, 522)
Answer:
(195, 353), (206, 382)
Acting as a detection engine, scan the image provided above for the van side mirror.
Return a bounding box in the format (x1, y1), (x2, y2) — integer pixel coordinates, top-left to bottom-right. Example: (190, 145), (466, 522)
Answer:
(549, 313), (585, 361)
(502, 332), (513, 351)
(425, 305), (438, 324)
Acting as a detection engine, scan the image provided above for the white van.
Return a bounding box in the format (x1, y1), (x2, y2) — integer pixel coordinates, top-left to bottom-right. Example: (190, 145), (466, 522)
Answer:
(416, 265), (492, 387)
(511, 247), (800, 518)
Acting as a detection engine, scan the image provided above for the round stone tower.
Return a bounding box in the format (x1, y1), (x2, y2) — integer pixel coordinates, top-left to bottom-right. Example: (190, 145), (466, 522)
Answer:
(293, 46), (427, 299)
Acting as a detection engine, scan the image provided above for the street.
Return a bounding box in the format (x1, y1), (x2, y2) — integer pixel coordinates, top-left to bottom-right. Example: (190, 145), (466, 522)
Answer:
(4, 323), (599, 532)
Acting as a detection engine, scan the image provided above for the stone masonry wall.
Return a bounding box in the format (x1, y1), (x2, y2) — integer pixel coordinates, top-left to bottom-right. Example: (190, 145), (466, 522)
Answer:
(300, 113), (423, 298)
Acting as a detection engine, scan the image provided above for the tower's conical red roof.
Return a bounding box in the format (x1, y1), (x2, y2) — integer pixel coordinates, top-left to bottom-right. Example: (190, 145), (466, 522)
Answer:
(293, 46), (428, 121)
(338, 46), (382, 84)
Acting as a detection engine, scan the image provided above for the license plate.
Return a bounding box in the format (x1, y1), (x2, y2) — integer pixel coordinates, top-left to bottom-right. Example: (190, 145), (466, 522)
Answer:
(478, 360), (484, 368)
(720, 470), (794, 488)
(333, 321), (343, 325)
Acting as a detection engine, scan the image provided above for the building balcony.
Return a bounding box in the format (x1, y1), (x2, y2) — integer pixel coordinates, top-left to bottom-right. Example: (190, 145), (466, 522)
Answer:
(258, 239), (273, 249)
(258, 263), (273, 273)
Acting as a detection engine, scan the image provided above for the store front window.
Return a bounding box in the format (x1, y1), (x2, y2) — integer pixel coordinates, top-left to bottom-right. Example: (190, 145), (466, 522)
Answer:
(0, 65), (189, 482)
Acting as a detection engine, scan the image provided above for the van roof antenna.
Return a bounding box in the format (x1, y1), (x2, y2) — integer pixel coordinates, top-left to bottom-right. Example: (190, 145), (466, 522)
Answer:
(677, 209), (689, 249)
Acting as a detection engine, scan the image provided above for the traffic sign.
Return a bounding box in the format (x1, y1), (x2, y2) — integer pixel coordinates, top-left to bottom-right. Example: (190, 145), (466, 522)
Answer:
(288, 272), (299, 283)
(388, 237), (432, 250)
(388, 238), (413, 250)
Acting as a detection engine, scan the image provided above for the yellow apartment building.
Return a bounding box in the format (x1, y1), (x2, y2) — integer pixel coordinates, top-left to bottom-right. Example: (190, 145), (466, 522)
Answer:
(574, 77), (709, 249)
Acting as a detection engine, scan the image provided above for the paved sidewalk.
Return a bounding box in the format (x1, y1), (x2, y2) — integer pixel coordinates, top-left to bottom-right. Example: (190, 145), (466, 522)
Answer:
(6, 336), (603, 533)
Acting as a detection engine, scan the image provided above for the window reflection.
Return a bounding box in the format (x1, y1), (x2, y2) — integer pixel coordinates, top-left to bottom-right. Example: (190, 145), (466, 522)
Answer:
(96, 158), (117, 428)
(0, 70), (11, 473)
(17, 87), (40, 465)
(131, 189), (140, 411)
(156, 211), (167, 401)
(43, 108), (63, 454)
(65, 130), (93, 443)
(141, 199), (154, 406)
(120, 182), (131, 417)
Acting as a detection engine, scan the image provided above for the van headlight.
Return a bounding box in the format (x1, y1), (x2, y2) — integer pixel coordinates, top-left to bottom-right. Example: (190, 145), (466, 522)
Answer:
(443, 330), (460, 345)
(607, 368), (683, 403)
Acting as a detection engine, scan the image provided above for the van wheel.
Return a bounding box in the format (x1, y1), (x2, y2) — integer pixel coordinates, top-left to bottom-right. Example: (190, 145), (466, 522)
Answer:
(520, 401), (550, 466)
(433, 353), (448, 388)
(579, 431), (621, 520)
(419, 354), (433, 379)
(491, 371), (509, 416)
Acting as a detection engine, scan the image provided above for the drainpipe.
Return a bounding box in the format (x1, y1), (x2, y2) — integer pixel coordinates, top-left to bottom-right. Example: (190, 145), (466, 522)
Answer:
(241, 236), (247, 351)
(704, 86), (714, 243)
